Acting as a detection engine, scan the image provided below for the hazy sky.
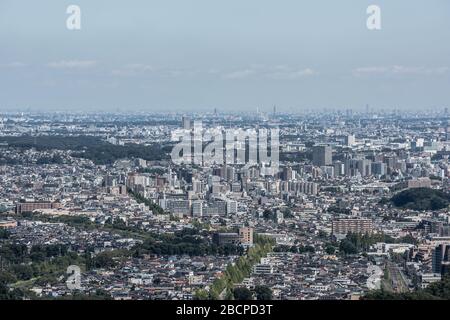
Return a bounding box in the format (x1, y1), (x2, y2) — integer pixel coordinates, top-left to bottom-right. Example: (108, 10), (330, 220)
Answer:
(1, 0), (449, 112)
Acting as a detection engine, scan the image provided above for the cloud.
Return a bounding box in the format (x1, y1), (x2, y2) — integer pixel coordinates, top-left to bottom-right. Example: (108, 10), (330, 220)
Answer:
(110, 64), (317, 80)
(353, 65), (449, 77)
(353, 66), (388, 75)
(47, 60), (97, 69)
(222, 65), (317, 80)
(112, 64), (188, 77)
(0, 62), (27, 68)
(222, 69), (255, 79)
(266, 66), (317, 80)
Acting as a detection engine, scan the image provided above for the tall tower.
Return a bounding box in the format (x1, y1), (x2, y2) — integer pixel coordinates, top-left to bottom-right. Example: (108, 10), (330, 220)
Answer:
(447, 120), (450, 141)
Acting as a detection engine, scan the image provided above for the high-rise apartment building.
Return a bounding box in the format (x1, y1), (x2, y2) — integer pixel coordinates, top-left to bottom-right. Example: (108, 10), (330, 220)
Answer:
(344, 135), (355, 146)
(239, 227), (254, 245)
(192, 200), (203, 217)
(332, 219), (373, 238)
(16, 202), (61, 214)
(182, 116), (191, 130)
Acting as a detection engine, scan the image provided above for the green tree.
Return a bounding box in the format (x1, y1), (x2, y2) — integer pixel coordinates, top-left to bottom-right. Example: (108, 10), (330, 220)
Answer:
(0, 271), (17, 285)
(91, 252), (116, 269)
(233, 287), (253, 300)
(325, 243), (336, 255)
(339, 239), (357, 255)
(194, 289), (209, 300)
(254, 285), (272, 300)
(11, 264), (34, 281)
(0, 228), (10, 239)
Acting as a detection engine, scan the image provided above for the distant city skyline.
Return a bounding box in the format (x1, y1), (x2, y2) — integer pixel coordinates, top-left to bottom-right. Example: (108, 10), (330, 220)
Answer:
(1, 0), (450, 112)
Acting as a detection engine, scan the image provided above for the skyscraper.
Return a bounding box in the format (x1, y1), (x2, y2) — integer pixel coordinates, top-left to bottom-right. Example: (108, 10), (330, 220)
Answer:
(432, 243), (450, 275)
(312, 145), (332, 167)
(371, 162), (387, 176)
